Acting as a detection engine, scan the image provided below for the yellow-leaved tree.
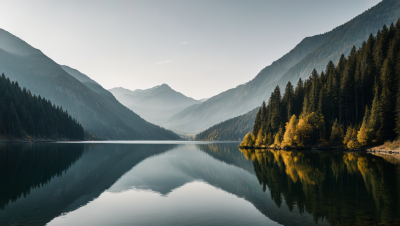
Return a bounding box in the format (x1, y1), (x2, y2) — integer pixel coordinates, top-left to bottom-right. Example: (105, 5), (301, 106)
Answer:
(344, 124), (360, 149)
(347, 127), (360, 149)
(282, 114), (297, 147)
(343, 124), (353, 145)
(255, 128), (265, 147)
(295, 116), (312, 146)
(274, 128), (283, 147)
(240, 132), (255, 147)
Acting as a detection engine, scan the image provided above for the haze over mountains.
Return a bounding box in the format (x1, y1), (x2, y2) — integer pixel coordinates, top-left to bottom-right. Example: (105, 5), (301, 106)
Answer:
(0, 0), (396, 140)
(0, 29), (179, 140)
(109, 85), (203, 127)
(167, 0), (400, 134)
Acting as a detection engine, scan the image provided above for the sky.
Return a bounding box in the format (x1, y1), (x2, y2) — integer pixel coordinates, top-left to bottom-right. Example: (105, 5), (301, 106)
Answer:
(0, 0), (381, 100)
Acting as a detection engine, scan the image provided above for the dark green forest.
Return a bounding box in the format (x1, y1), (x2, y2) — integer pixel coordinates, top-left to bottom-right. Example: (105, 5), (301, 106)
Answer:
(240, 20), (400, 149)
(0, 74), (84, 140)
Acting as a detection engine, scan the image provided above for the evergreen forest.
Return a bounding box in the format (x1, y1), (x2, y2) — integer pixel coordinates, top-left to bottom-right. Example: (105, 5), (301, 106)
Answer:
(241, 20), (400, 149)
(0, 74), (84, 140)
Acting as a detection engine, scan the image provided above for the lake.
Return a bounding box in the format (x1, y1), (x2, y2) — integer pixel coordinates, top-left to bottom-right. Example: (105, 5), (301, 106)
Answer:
(0, 142), (399, 226)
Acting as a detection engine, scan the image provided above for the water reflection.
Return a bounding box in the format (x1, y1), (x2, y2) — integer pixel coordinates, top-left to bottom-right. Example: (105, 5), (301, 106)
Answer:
(0, 143), (399, 226)
(239, 148), (400, 225)
(0, 143), (177, 226)
(0, 143), (84, 210)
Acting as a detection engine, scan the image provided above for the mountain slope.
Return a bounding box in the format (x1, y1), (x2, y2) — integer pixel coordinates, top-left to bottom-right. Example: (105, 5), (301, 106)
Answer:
(109, 84), (201, 126)
(167, 0), (400, 133)
(60, 65), (113, 97)
(195, 108), (258, 141)
(0, 29), (179, 140)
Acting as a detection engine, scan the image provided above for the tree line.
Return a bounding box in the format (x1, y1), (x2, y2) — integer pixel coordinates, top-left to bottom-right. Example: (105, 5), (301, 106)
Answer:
(0, 74), (84, 140)
(241, 19), (400, 149)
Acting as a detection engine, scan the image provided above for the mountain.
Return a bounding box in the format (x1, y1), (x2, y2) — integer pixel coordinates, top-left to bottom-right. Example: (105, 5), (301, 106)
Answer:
(167, 0), (400, 133)
(195, 108), (258, 141)
(109, 85), (201, 126)
(0, 29), (179, 140)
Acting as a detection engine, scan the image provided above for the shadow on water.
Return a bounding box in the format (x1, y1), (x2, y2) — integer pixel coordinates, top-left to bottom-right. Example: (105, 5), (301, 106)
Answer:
(0, 143), (178, 226)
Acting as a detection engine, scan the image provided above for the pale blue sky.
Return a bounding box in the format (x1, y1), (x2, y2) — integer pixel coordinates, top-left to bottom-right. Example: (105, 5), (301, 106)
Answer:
(0, 0), (381, 99)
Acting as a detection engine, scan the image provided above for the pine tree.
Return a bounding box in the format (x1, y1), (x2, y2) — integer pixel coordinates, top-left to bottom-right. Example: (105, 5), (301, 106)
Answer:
(266, 132), (273, 145)
(240, 22), (400, 146)
(358, 106), (370, 147)
(282, 81), (294, 121)
(369, 80), (381, 141)
(8, 103), (23, 137)
(287, 102), (292, 122)
(293, 78), (304, 116)
(379, 58), (396, 140)
(253, 108), (262, 137)
(330, 119), (343, 145)
(270, 86), (282, 132)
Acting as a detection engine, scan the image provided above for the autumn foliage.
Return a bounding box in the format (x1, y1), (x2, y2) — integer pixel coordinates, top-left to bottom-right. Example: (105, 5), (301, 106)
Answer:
(241, 20), (400, 149)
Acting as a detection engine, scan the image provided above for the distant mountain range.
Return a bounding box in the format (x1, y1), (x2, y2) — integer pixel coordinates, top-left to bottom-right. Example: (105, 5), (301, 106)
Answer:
(0, 30), (179, 140)
(109, 85), (204, 127)
(168, 0), (400, 134)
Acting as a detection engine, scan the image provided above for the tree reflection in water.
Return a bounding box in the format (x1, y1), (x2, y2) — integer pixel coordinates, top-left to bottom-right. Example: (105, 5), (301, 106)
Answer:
(239, 148), (400, 225)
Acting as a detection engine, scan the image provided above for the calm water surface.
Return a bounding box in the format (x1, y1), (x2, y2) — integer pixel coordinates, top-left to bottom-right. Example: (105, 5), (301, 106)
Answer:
(0, 142), (399, 226)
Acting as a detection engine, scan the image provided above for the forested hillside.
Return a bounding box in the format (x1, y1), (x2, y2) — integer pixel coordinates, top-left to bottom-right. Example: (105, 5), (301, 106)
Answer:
(195, 108), (257, 141)
(241, 20), (400, 149)
(0, 74), (84, 140)
(168, 0), (400, 134)
(0, 29), (179, 140)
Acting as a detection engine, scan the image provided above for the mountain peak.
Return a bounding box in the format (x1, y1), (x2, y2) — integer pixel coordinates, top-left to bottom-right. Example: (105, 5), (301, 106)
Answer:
(159, 83), (171, 89)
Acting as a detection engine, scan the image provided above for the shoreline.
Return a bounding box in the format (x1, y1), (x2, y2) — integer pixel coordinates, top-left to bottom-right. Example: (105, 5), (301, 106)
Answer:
(0, 137), (84, 143)
(239, 144), (400, 159)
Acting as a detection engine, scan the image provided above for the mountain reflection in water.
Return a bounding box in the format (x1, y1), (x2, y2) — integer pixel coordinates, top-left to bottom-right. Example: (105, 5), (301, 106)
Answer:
(0, 142), (399, 226)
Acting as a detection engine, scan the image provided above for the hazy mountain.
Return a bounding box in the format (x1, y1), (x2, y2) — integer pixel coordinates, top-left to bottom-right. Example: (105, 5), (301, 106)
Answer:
(167, 0), (400, 133)
(0, 29), (179, 140)
(60, 65), (113, 97)
(109, 84), (201, 126)
(195, 108), (258, 141)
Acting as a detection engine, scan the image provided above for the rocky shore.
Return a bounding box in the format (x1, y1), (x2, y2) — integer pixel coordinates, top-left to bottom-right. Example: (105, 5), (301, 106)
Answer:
(366, 145), (400, 160)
